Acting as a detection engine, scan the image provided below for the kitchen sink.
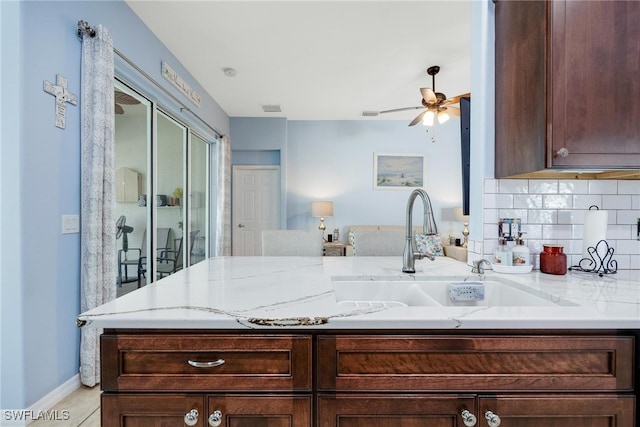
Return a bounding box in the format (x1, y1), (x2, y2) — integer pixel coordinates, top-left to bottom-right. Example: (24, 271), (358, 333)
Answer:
(333, 276), (574, 307)
(333, 281), (441, 307)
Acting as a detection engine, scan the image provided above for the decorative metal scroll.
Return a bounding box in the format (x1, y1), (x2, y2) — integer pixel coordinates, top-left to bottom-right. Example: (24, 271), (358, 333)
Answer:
(569, 239), (617, 277)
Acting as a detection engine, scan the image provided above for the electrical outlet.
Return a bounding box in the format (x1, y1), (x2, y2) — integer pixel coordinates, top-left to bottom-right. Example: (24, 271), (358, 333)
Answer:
(62, 215), (79, 234)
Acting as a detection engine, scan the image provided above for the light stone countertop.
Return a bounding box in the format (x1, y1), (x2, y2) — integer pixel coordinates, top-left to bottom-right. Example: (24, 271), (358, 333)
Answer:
(78, 256), (640, 330)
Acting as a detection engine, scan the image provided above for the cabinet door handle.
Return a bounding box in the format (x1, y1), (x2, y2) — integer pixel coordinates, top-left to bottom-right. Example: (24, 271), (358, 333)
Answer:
(485, 411), (501, 427)
(238, 223), (245, 228)
(184, 409), (198, 426)
(187, 359), (225, 368)
(555, 147), (569, 158)
(461, 409), (477, 426)
(208, 410), (223, 427)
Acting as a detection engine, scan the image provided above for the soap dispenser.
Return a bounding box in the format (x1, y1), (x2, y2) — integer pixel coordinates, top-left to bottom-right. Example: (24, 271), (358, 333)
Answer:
(493, 234), (512, 266)
(512, 232), (530, 265)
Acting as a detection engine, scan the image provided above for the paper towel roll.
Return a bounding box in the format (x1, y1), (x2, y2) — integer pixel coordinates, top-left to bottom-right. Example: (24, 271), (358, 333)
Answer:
(582, 210), (608, 259)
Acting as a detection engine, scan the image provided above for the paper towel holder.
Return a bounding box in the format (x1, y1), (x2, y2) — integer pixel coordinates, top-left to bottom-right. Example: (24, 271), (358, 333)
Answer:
(569, 239), (617, 277)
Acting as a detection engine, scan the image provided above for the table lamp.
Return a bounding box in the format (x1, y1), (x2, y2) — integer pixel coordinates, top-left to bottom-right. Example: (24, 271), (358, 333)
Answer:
(311, 201), (333, 237)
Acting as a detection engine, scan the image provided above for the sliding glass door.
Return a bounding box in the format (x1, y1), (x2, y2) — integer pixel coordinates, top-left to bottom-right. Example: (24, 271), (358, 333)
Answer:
(114, 78), (213, 291)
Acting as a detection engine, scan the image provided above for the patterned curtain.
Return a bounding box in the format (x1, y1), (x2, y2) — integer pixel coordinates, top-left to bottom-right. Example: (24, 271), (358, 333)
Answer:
(215, 135), (231, 256)
(79, 24), (116, 387)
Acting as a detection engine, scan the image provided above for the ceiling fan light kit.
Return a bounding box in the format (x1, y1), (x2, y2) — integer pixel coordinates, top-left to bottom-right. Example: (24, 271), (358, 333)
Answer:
(423, 110), (435, 126)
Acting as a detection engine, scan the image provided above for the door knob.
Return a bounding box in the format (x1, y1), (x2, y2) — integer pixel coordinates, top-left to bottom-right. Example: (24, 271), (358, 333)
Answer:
(184, 409), (198, 426)
(461, 409), (477, 426)
(485, 411), (501, 427)
(208, 410), (223, 426)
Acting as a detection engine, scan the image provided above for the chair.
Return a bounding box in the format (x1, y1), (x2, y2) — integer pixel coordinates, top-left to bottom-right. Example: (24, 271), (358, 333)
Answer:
(155, 230), (200, 279)
(261, 230), (324, 256)
(118, 228), (171, 286)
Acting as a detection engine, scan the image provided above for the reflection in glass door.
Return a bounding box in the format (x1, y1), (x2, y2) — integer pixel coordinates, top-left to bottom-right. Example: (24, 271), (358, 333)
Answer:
(155, 112), (187, 280)
(114, 81), (151, 287)
(189, 133), (209, 265)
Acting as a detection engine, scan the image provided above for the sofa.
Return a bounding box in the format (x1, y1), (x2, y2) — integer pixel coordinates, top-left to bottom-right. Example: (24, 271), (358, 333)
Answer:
(345, 225), (467, 262)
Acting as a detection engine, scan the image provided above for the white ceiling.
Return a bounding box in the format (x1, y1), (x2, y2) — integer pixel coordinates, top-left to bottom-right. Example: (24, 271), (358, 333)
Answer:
(125, 0), (471, 121)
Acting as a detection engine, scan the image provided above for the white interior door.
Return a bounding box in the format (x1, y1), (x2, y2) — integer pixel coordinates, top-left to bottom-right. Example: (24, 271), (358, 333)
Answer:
(232, 166), (280, 256)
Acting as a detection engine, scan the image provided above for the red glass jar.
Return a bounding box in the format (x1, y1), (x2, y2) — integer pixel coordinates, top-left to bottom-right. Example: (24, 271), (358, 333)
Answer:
(540, 244), (567, 275)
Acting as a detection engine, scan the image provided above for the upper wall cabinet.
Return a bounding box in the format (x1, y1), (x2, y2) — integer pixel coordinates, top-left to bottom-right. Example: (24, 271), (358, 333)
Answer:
(494, 0), (640, 178)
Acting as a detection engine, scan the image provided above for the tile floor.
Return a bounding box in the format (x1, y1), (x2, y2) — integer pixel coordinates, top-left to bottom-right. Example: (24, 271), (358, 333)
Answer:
(29, 386), (100, 427)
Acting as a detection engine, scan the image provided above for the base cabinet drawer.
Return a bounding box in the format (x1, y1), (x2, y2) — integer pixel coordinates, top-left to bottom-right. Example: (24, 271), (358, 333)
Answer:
(102, 394), (312, 427)
(101, 334), (312, 392)
(317, 335), (634, 392)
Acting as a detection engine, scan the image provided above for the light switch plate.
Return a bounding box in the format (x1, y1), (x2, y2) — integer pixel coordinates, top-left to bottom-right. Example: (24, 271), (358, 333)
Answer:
(62, 215), (79, 234)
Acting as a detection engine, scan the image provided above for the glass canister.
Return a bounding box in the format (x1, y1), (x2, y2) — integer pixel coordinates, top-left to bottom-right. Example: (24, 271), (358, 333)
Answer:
(540, 244), (567, 275)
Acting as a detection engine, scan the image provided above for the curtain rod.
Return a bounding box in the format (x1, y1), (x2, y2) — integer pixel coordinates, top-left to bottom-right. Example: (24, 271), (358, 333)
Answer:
(77, 20), (224, 139)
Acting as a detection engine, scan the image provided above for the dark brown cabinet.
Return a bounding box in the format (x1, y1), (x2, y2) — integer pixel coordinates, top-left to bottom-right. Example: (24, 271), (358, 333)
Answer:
(316, 394), (635, 427)
(317, 334), (635, 426)
(101, 394), (206, 426)
(495, 0), (640, 178)
(478, 395), (635, 427)
(100, 331), (637, 426)
(100, 333), (313, 426)
(317, 394), (477, 427)
(101, 394), (311, 426)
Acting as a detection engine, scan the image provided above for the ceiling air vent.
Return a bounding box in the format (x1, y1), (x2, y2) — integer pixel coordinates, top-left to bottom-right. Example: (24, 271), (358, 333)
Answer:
(261, 105), (282, 113)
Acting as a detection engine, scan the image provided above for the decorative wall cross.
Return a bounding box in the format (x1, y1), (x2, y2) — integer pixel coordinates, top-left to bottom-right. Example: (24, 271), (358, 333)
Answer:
(43, 74), (78, 129)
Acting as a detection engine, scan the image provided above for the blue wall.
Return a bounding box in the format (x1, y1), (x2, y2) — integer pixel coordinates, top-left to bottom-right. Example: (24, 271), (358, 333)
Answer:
(0, 0), (228, 410)
(287, 120), (465, 237)
(1, 0), (26, 412)
(230, 118), (466, 239)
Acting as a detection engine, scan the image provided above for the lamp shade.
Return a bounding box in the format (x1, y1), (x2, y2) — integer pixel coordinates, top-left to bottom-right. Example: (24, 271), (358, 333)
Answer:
(311, 201), (333, 217)
(453, 207), (469, 222)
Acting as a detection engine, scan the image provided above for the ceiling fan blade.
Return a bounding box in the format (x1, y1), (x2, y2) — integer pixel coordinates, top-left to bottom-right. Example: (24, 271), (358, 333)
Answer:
(441, 92), (471, 106)
(408, 110), (427, 127)
(115, 90), (141, 105)
(379, 106), (424, 114)
(115, 103), (124, 115)
(420, 87), (437, 103)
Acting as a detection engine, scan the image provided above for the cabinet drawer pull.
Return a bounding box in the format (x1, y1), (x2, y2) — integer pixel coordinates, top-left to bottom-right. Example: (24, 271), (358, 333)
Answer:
(461, 409), (477, 426)
(208, 410), (223, 427)
(485, 411), (501, 427)
(184, 409), (198, 426)
(187, 359), (225, 368)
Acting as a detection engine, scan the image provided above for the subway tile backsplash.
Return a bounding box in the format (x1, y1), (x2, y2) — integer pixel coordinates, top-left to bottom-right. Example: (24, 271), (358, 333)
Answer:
(470, 179), (640, 270)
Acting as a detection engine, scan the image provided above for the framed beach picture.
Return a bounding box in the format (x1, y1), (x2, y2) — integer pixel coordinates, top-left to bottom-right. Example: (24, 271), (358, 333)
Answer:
(373, 152), (426, 190)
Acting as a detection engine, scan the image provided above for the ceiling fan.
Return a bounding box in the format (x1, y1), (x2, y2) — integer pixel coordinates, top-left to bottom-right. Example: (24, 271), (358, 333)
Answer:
(374, 66), (470, 127)
(114, 89), (141, 115)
